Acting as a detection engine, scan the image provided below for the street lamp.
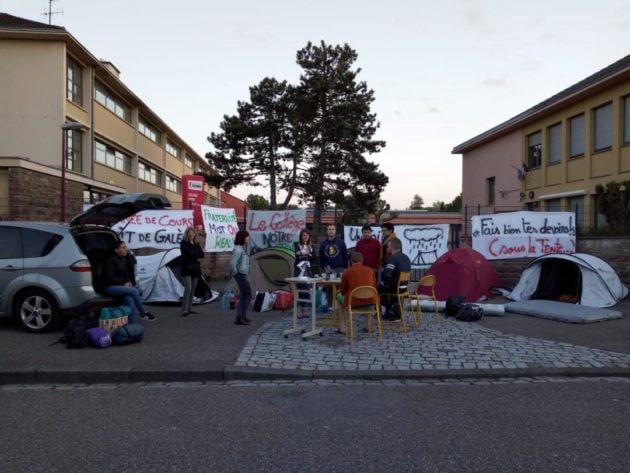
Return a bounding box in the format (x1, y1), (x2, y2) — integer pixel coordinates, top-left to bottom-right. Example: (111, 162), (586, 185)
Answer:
(60, 121), (85, 222)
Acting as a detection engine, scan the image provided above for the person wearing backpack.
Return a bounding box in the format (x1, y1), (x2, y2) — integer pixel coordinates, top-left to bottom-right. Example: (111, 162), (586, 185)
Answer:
(180, 227), (204, 317)
(102, 241), (155, 322)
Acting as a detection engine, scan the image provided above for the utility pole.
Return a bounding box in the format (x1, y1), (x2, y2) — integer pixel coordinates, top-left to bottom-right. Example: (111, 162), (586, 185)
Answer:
(42, 0), (62, 25)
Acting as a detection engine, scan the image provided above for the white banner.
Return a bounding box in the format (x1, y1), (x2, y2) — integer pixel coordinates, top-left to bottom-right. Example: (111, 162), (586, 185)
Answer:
(113, 210), (193, 250)
(471, 211), (576, 260)
(344, 224), (450, 268)
(246, 209), (306, 251)
(201, 205), (239, 252)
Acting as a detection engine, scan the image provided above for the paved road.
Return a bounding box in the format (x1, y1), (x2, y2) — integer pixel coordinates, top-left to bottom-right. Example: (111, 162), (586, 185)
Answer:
(2, 377), (629, 472)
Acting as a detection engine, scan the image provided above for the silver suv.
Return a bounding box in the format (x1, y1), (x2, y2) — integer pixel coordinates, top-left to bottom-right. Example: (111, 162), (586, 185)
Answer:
(0, 193), (170, 333)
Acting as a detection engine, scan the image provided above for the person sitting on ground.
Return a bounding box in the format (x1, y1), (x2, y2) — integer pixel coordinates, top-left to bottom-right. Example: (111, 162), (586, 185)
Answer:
(336, 252), (377, 335)
(378, 239), (411, 321)
(101, 240), (155, 322)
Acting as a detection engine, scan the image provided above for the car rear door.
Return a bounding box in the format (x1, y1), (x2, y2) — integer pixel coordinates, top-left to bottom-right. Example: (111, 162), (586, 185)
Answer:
(0, 226), (24, 312)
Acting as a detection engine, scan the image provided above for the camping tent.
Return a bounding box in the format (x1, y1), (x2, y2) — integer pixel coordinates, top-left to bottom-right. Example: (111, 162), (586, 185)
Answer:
(508, 253), (628, 308)
(249, 247), (295, 292)
(136, 248), (218, 304)
(416, 247), (502, 302)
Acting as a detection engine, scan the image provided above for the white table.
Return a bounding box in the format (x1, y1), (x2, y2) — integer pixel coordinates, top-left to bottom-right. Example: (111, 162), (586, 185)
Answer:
(284, 277), (325, 339)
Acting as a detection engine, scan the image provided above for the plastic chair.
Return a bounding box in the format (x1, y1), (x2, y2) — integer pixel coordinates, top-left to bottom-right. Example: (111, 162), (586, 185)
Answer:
(379, 271), (414, 332)
(415, 274), (439, 324)
(345, 285), (382, 343)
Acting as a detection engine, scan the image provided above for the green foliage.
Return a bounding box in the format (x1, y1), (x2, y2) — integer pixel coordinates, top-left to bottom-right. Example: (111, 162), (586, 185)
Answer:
(206, 42), (388, 226)
(408, 194), (424, 210)
(594, 181), (630, 234)
(246, 194), (270, 210)
(444, 193), (462, 212)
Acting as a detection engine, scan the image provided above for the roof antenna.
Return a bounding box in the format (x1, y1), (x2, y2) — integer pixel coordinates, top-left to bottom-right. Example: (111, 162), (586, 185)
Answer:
(42, 0), (62, 25)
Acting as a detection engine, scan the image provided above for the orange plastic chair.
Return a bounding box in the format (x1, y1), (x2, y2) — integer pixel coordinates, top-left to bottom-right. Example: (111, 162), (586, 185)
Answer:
(415, 274), (439, 324)
(345, 285), (382, 343)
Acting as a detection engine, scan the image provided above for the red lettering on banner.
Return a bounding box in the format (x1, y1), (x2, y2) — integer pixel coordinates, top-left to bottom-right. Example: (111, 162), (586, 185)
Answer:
(488, 237), (526, 257)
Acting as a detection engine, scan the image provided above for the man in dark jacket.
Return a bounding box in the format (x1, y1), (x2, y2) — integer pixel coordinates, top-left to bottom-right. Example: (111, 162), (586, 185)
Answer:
(102, 241), (155, 321)
(319, 224), (348, 309)
(378, 239), (411, 321)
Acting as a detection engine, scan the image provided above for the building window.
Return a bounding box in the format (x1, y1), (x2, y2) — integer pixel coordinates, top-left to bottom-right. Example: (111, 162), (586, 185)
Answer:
(66, 56), (83, 105)
(593, 102), (612, 152)
(166, 175), (181, 193)
(94, 82), (131, 122)
(166, 140), (181, 159)
(486, 176), (495, 205)
(623, 95), (630, 145)
(139, 119), (161, 143)
(83, 189), (110, 205)
(185, 155), (193, 168)
(546, 198), (562, 212)
(592, 194), (607, 229)
(95, 140), (132, 173)
(65, 128), (83, 173)
(568, 196), (584, 231)
(526, 132), (541, 169)
(569, 114), (585, 158)
(139, 161), (162, 185)
(548, 123), (561, 164)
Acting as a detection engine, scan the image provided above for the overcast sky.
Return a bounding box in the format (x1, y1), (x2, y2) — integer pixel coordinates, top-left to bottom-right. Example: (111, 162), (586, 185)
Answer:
(4, 0), (630, 209)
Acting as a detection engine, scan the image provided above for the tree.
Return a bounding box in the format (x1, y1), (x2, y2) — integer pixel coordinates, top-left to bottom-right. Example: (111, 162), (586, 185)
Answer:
(246, 194), (270, 210)
(293, 41), (387, 233)
(408, 194), (424, 210)
(373, 199), (391, 223)
(444, 193), (462, 212)
(429, 200), (446, 211)
(206, 78), (295, 209)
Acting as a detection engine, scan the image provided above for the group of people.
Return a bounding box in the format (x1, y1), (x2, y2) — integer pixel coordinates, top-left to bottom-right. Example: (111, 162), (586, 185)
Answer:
(99, 222), (410, 334)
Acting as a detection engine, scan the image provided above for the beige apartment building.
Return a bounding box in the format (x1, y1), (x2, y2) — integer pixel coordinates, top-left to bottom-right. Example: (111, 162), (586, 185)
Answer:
(0, 13), (219, 221)
(453, 54), (630, 233)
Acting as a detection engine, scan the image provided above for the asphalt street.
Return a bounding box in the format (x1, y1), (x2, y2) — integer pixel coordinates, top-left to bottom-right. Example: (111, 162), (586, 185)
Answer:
(1, 378), (629, 473)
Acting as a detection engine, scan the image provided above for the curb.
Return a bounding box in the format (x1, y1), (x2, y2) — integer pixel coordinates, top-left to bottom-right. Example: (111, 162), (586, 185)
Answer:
(2, 366), (630, 385)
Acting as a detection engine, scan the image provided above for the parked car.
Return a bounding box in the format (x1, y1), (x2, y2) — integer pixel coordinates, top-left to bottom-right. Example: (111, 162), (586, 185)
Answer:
(0, 193), (170, 333)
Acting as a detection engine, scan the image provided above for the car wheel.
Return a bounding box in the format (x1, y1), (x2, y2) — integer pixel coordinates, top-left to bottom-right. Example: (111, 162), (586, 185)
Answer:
(15, 289), (60, 333)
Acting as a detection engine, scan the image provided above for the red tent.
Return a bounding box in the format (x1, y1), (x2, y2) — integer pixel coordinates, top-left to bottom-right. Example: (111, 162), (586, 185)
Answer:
(417, 248), (502, 302)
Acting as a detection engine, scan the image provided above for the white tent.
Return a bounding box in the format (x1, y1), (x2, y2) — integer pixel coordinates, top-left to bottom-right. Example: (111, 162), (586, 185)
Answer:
(508, 253), (628, 308)
(136, 248), (218, 304)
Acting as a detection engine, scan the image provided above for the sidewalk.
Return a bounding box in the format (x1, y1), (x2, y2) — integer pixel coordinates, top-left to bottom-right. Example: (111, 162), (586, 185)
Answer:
(1, 296), (629, 384)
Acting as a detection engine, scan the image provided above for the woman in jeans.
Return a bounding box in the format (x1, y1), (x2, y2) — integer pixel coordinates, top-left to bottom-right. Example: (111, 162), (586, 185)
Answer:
(293, 228), (314, 317)
(180, 227), (204, 317)
(230, 230), (252, 325)
(102, 240), (155, 322)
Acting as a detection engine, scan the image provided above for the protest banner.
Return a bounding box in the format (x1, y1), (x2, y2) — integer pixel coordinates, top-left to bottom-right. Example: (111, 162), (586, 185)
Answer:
(201, 205), (239, 252)
(246, 209), (306, 251)
(471, 211), (576, 260)
(344, 224), (449, 268)
(113, 210), (193, 250)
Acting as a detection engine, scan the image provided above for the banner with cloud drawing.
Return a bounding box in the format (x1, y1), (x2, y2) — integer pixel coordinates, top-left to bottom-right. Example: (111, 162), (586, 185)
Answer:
(344, 224), (450, 268)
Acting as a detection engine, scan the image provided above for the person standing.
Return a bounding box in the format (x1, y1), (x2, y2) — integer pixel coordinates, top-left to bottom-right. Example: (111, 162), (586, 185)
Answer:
(180, 227), (204, 317)
(336, 252), (376, 335)
(102, 240), (155, 322)
(230, 230), (253, 326)
(380, 222), (401, 267)
(294, 229), (315, 317)
(355, 224), (382, 274)
(319, 224), (348, 310)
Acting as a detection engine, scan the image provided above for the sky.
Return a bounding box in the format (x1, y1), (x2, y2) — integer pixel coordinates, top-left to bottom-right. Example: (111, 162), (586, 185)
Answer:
(4, 0), (630, 209)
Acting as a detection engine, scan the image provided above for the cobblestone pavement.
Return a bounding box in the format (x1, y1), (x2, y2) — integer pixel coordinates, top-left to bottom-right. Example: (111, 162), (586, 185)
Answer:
(2, 376), (629, 390)
(235, 313), (630, 371)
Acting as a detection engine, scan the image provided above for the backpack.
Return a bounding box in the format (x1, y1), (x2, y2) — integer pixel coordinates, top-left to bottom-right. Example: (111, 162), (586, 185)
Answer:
(456, 303), (484, 322)
(445, 295), (466, 317)
(59, 311), (99, 349)
(111, 322), (144, 345)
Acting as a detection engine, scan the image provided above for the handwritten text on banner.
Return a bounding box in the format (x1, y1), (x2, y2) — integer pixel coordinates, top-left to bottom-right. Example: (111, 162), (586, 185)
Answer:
(201, 206), (239, 252)
(246, 210), (306, 251)
(112, 210), (193, 250)
(471, 211), (576, 260)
